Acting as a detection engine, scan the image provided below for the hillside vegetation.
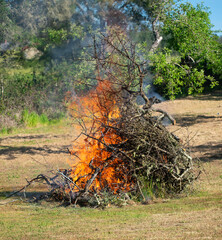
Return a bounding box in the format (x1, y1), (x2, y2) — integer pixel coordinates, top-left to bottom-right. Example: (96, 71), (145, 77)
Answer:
(0, 0), (221, 132)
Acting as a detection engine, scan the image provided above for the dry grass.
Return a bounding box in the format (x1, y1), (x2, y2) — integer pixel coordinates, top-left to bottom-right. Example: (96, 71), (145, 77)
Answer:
(0, 194), (221, 240)
(0, 91), (222, 240)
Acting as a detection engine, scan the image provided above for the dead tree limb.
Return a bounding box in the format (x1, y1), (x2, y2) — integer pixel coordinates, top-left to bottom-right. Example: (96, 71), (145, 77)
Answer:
(7, 174), (52, 198)
(150, 15), (163, 53)
(151, 108), (176, 125)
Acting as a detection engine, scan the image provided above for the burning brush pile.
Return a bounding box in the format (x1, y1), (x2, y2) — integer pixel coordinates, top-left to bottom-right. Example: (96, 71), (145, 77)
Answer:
(58, 80), (197, 206)
(10, 29), (200, 207)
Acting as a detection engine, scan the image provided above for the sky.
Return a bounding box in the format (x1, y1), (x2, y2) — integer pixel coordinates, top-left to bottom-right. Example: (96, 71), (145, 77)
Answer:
(184, 0), (222, 33)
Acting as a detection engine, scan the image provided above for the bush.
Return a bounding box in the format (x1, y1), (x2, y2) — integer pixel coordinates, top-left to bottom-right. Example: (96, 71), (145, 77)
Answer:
(21, 109), (50, 127)
(39, 114), (49, 125)
(0, 127), (13, 134)
(21, 109), (39, 127)
(20, 109), (63, 128)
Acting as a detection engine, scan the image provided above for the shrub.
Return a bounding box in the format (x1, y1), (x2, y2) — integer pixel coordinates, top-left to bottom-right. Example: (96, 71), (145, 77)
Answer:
(21, 109), (39, 127)
(39, 114), (49, 124)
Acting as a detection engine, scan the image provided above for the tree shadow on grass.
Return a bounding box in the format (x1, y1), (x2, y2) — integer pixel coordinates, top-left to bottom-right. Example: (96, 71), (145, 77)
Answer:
(192, 142), (222, 162)
(178, 90), (222, 101)
(0, 191), (52, 203)
(194, 90), (222, 101)
(0, 145), (71, 160)
(175, 114), (222, 127)
(0, 191), (71, 207)
(0, 134), (72, 144)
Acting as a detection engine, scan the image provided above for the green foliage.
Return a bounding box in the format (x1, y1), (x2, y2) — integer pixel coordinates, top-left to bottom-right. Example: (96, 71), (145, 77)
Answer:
(149, 2), (221, 98)
(71, 52), (97, 92)
(21, 109), (39, 127)
(0, 0), (11, 42)
(21, 109), (50, 127)
(10, 0), (76, 34)
(39, 114), (49, 125)
(139, 176), (167, 200)
(0, 0), (111, 130)
(35, 23), (84, 51)
(164, 3), (212, 54)
(149, 49), (218, 99)
(0, 0), (22, 43)
(43, 28), (68, 46)
(0, 127), (12, 134)
(1, 0), (221, 130)
(125, 0), (177, 22)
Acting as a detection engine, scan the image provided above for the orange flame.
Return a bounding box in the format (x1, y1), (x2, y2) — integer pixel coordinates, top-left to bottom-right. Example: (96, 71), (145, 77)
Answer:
(68, 80), (132, 193)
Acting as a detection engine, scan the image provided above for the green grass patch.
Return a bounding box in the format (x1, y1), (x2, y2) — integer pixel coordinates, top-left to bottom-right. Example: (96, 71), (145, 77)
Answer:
(0, 112), (70, 137)
(0, 127), (13, 135)
(39, 114), (49, 125)
(21, 109), (45, 127)
(21, 109), (66, 128)
(0, 192), (221, 240)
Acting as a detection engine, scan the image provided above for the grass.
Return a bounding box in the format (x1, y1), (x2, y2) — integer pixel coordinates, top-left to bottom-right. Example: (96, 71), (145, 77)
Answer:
(0, 192), (221, 240)
(0, 117), (72, 137)
(21, 109), (58, 127)
(0, 127), (13, 135)
(0, 108), (68, 136)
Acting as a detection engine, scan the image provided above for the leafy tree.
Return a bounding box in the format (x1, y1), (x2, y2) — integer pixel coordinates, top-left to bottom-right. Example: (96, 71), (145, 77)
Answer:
(9, 0), (76, 34)
(218, 36), (222, 44)
(148, 3), (221, 98)
(0, 0), (8, 42)
(120, 0), (177, 52)
(0, 0), (19, 42)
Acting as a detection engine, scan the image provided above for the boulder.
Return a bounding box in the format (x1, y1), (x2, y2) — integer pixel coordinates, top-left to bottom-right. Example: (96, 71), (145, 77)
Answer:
(23, 47), (43, 60)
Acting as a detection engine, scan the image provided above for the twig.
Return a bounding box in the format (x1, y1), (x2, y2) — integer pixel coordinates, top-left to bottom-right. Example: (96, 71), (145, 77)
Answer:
(7, 174), (51, 198)
(57, 170), (81, 191)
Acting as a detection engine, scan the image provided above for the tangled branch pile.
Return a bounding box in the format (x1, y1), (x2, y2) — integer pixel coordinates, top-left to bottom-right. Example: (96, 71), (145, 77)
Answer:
(9, 28), (200, 207)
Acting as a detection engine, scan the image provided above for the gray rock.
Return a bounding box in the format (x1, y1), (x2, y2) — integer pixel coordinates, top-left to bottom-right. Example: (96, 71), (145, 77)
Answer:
(23, 47), (43, 60)
(0, 41), (10, 52)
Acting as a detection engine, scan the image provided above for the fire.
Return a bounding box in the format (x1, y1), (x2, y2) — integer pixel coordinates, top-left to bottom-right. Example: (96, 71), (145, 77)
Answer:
(68, 80), (132, 194)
